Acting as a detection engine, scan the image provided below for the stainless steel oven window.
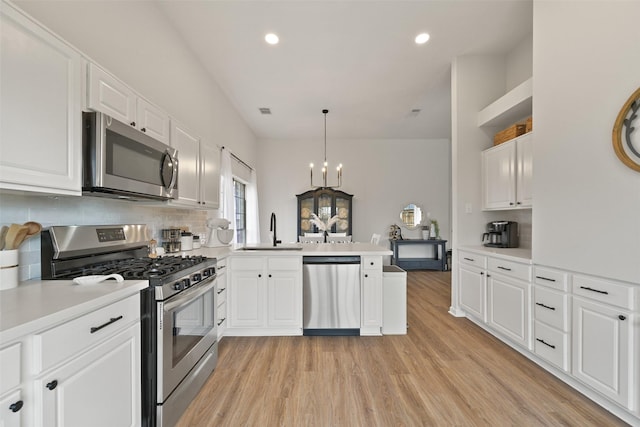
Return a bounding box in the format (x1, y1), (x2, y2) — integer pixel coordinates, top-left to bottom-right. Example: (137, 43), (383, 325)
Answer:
(171, 291), (216, 366)
(160, 278), (218, 401)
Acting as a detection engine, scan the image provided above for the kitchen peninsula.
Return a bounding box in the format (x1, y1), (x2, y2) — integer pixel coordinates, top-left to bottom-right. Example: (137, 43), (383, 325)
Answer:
(194, 243), (393, 337)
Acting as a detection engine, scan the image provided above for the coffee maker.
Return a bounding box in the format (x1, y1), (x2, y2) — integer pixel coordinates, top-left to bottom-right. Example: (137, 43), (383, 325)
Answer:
(482, 221), (518, 248)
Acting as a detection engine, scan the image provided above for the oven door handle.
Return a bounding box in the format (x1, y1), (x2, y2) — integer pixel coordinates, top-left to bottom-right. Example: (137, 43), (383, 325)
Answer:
(163, 276), (217, 313)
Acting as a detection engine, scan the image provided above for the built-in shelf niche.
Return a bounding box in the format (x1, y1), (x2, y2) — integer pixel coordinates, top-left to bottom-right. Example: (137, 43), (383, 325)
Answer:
(477, 77), (532, 128)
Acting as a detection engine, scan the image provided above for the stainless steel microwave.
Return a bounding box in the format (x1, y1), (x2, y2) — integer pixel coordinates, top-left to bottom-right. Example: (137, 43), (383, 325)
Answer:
(82, 111), (178, 201)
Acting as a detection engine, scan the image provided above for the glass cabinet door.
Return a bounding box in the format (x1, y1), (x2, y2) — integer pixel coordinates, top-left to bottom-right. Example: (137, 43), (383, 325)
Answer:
(296, 188), (353, 239)
(299, 196), (314, 235)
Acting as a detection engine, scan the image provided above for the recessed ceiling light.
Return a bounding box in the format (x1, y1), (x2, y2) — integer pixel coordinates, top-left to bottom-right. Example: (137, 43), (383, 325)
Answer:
(265, 33), (279, 45)
(415, 33), (430, 45)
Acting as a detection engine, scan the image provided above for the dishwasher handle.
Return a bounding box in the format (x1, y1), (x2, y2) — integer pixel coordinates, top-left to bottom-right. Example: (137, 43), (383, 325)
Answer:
(303, 256), (361, 264)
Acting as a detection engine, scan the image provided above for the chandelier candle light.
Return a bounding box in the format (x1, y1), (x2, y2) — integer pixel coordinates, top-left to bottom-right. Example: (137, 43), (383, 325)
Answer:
(310, 109), (342, 188)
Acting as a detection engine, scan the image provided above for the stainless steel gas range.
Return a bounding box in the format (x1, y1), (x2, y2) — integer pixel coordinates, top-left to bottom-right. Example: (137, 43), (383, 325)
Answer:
(41, 224), (218, 427)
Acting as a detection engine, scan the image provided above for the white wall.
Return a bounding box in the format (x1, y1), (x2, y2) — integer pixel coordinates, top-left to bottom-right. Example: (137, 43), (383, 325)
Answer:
(532, 1), (640, 283)
(3, 1), (258, 280)
(257, 138), (451, 250)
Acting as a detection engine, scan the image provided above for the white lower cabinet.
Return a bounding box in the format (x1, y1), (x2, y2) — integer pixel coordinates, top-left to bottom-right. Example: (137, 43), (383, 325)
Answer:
(572, 275), (637, 412)
(35, 324), (140, 427)
(0, 293), (141, 427)
(487, 273), (530, 349)
(228, 256), (302, 335)
(361, 256), (383, 335)
(216, 257), (227, 340)
(0, 389), (23, 427)
(457, 250), (488, 321)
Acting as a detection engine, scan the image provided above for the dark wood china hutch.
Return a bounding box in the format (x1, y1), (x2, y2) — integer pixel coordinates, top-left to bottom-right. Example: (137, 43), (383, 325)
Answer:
(296, 188), (353, 240)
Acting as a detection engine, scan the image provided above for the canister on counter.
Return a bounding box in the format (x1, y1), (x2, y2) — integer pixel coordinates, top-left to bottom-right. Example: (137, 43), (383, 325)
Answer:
(180, 231), (193, 251)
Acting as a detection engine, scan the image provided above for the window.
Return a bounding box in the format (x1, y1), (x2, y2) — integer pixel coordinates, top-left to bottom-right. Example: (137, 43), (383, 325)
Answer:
(234, 179), (246, 244)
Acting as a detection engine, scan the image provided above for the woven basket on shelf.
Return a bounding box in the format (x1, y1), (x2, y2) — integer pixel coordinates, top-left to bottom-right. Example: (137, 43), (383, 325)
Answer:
(494, 124), (526, 145)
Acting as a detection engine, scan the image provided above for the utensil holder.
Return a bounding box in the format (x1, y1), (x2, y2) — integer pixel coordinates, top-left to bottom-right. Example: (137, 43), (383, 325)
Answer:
(0, 250), (19, 290)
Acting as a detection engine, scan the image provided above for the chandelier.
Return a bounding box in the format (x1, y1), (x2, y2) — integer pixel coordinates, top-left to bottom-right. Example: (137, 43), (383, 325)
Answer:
(309, 109), (342, 189)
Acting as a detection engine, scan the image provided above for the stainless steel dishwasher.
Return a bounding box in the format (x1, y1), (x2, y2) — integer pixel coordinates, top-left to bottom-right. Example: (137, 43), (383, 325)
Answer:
(303, 255), (361, 336)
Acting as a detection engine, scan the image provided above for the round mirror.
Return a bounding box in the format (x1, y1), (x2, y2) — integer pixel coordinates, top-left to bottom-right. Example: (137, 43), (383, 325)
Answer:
(400, 203), (423, 229)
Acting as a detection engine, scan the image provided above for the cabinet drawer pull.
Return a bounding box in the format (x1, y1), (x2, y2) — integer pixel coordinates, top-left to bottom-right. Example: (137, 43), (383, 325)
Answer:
(619, 315), (626, 321)
(130, 121), (136, 127)
(9, 400), (23, 412)
(364, 274), (369, 278)
(480, 272), (484, 276)
(217, 289), (224, 294)
(141, 127), (146, 132)
(535, 275), (556, 282)
(90, 315), (124, 334)
(463, 257), (474, 262)
(579, 286), (608, 295)
(46, 380), (58, 390)
(497, 266), (512, 271)
(536, 338), (556, 349)
(535, 302), (556, 311)
(258, 274), (262, 278)
(217, 318), (226, 326)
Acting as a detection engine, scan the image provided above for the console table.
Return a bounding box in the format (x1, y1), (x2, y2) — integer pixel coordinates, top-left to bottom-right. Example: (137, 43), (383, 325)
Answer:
(390, 239), (447, 271)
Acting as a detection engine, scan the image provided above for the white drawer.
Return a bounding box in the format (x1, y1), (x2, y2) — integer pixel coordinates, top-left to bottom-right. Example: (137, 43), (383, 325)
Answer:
(362, 256), (382, 270)
(217, 286), (226, 306)
(572, 274), (637, 310)
(533, 286), (570, 331)
(216, 257), (227, 268)
(34, 294), (140, 373)
(533, 321), (570, 372)
(488, 257), (531, 282)
(231, 256), (264, 271)
(268, 256), (301, 271)
(458, 251), (486, 269)
(533, 266), (570, 292)
(217, 303), (227, 323)
(0, 343), (21, 395)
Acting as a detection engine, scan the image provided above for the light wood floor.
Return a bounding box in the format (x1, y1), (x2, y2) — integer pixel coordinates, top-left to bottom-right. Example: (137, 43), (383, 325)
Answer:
(177, 271), (629, 426)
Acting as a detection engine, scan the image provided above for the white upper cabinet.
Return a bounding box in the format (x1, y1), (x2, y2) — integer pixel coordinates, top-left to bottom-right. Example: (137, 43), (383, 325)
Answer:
(87, 63), (170, 144)
(169, 119), (220, 209)
(0, 2), (82, 195)
(170, 121), (200, 206)
(199, 142), (220, 208)
(482, 133), (532, 210)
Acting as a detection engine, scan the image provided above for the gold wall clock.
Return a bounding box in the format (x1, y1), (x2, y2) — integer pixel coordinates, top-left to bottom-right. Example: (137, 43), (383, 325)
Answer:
(612, 87), (640, 172)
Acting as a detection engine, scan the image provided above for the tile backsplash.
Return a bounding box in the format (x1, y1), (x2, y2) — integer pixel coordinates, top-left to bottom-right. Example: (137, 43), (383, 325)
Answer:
(0, 193), (211, 281)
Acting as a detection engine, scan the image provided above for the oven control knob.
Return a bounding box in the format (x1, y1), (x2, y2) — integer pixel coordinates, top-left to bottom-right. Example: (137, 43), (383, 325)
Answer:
(192, 273), (202, 283)
(173, 282), (183, 291)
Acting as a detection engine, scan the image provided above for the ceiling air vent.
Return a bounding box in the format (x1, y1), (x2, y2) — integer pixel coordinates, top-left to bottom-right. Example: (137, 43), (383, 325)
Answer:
(259, 107), (272, 115)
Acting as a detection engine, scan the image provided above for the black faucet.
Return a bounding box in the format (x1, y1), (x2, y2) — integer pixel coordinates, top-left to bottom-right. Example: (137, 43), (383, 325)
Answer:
(270, 212), (281, 247)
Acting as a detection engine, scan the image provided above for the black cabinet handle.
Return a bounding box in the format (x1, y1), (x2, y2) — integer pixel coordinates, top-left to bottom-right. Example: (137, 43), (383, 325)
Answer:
(141, 127), (146, 132)
(370, 262), (374, 266)
(535, 275), (556, 282)
(619, 315), (626, 321)
(217, 289), (224, 294)
(579, 286), (608, 295)
(217, 318), (226, 326)
(130, 121), (136, 127)
(463, 257), (474, 262)
(535, 302), (556, 311)
(258, 274), (262, 278)
(480, 271), (484, 275)
(487, 274), (491, 278)
(9, 400), (23, 412)
(90, 315), (123, 334)
(497, 266), (512, 271)
(536, 338), (556, 349)
(269, 274), (272, 278)
(509, 202), (515, 205)
(46, 380), (58, 390)
(364, 274), (368, 278)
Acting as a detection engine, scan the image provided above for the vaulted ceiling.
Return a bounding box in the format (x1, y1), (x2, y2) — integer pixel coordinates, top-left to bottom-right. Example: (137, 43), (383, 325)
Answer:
(157, 1), (532, 140)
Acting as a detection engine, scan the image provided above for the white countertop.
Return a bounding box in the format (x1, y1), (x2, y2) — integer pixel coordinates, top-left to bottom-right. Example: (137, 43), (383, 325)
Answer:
(458, 245), (532, 263)
(174, 243), (391, 257)
(0, 279), (148, 343)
